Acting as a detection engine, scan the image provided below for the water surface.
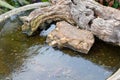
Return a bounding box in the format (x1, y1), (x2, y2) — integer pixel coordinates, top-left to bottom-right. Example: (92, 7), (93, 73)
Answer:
(0, 18), (120, 80)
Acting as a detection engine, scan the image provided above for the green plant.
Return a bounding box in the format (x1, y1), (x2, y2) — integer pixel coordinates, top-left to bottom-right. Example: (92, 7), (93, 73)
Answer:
(96, 0), (120, 9)
(112, 0), (120, 8)
(42, 0), (49, 2)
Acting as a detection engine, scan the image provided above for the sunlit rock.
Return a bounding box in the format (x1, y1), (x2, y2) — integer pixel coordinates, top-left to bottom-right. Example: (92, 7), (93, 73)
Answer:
(46, 21), (94, 54)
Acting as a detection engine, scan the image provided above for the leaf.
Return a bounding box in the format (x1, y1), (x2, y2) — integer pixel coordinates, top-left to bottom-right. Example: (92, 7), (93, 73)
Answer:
(0, 0), (15, 9)
(17, 0), (30, 5)
(0, 8), (5, 14)
(96, 0), (120, 9)
(113, 0), (119, 8)
(42, 0), (49, 2)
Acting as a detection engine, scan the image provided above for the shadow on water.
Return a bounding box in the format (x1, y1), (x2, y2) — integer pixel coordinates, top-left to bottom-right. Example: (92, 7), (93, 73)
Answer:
(62, 39), (120, 71)
(0, 16), (120, 80)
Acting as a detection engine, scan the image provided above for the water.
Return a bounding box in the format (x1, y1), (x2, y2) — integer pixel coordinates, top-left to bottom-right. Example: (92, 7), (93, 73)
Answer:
(0, 18), (120, 80)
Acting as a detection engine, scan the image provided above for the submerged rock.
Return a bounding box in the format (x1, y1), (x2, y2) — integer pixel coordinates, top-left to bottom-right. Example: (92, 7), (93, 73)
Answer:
(46, 21), (94, 54)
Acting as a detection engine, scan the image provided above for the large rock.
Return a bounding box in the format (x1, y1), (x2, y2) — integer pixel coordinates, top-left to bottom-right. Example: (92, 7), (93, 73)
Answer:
(46, 21), (94, 54)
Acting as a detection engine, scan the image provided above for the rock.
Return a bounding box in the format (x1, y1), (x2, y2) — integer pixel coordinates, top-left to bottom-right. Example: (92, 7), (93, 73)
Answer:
(46, 21), (94, 54)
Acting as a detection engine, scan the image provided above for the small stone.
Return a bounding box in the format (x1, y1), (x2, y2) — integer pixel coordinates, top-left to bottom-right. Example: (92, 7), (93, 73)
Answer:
(49, 41), (57, 46)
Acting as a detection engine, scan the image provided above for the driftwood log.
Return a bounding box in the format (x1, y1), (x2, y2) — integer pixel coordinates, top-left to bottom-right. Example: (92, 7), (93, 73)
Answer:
(70, 0), (120, 46)
(20, 0), (76, 36)
(20, 0), (120, 47)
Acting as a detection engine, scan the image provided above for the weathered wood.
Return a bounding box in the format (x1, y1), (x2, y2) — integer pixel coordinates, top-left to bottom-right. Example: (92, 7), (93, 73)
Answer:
(21, 0), (75, 36)
(70, 0), (120, 46)
(20, 0), (120, 46)
(46, 21), (94, 54)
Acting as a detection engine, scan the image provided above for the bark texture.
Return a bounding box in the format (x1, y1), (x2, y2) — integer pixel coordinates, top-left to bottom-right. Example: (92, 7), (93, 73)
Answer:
(70, 0), (120, 46)
(21, 0), (75, 36)
(21, 0), (120, 46)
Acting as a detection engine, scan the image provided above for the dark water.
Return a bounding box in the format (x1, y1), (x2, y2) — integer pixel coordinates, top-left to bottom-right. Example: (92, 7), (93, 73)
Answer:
(0, 18), (120, 80)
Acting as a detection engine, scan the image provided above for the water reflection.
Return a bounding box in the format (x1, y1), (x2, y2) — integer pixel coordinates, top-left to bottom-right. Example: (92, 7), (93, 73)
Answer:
(11, 45), (113, 80)
(62, 39), (120, 71)
(0, 29), (46, 79)
(0, 16), (120, 80)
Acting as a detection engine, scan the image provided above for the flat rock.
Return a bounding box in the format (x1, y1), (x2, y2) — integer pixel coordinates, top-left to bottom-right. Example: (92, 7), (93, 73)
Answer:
(46, 21), (94, 54)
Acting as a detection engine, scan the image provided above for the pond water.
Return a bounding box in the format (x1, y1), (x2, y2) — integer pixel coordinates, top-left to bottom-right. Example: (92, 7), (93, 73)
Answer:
(0, 17), (120, 80)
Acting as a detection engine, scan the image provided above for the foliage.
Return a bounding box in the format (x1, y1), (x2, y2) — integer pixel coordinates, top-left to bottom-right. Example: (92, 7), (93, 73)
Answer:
(113, 0), (120, 8)
(0, 0), (49, 9)
(96, 0), (120, 9)
(42, 0), (49, 2)
(0, 0), (49, 14)
(0, 0), (15, 9)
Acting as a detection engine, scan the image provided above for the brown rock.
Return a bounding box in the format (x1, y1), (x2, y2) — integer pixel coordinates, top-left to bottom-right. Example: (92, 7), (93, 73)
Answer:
(46, 21), (94, 54)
